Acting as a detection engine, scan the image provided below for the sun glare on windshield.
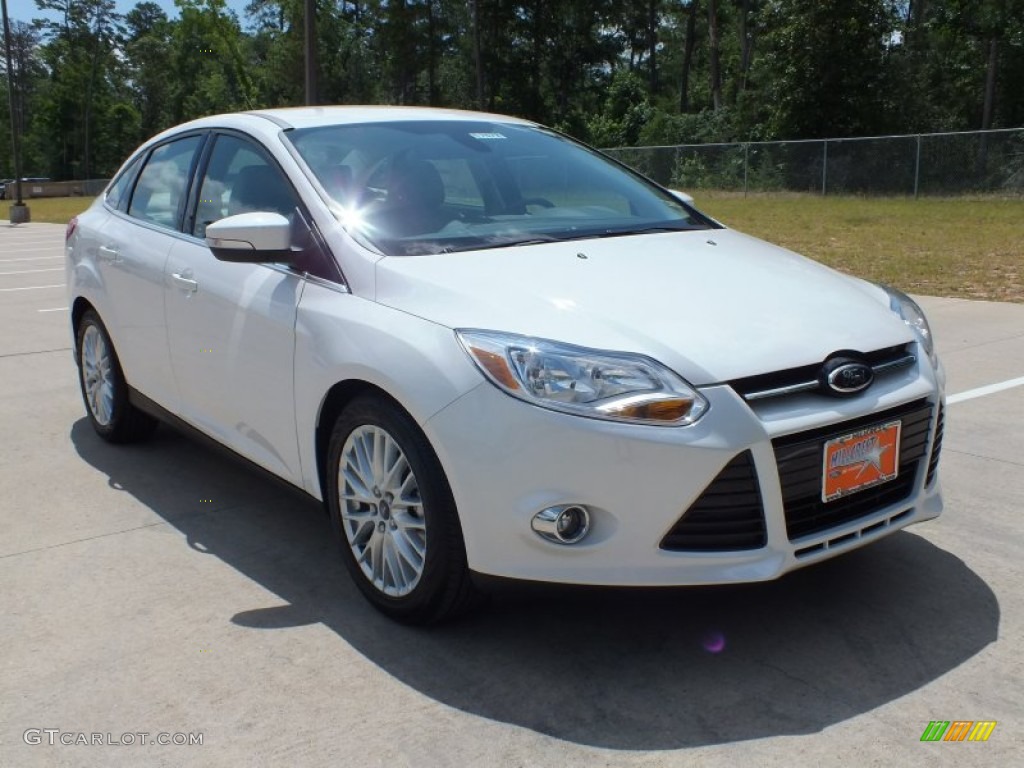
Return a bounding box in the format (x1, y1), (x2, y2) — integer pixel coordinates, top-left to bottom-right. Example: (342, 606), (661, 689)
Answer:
(288, 121), (715, 255)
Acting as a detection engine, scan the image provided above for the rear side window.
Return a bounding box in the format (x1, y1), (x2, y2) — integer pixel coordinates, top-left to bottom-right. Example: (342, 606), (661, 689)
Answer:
(105, 154), (144, 211)
(128, 135), (203, 230)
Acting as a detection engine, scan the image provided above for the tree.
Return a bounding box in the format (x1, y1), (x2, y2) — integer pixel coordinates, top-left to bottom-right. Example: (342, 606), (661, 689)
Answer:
(168, 0), (253, 120)
(3, 0), (1020, 179)
(707, 0), (722, 109)
(0, 21), (46, 176)
(676, 0), (701, 113)
(752, 0), (899, 139)
(123, 2), (175, 140)
(33, 0), (127, 178)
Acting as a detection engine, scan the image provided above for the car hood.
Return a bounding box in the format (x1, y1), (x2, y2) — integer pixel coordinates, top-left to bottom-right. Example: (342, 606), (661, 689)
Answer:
(373, 228), (912, 385)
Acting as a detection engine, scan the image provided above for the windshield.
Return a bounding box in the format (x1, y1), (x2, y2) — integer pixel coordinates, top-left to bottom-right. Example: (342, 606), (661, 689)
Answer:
(285, 120), (716, 255)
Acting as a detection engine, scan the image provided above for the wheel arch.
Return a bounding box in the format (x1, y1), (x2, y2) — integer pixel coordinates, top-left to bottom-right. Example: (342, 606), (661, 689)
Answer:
(314, 380), (415, 502)
(70, 297), (97, 354)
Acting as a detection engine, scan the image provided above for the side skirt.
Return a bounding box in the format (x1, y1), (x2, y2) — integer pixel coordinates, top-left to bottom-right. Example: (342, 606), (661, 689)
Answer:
(128, 388), (324, 511)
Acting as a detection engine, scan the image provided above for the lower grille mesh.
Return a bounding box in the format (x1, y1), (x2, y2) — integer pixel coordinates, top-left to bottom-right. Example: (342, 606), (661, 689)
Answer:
(773, 400), (934, 541)
(660, 451), (766, 552)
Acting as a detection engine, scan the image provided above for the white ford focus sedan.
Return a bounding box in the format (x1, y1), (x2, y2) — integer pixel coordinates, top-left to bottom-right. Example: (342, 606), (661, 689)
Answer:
(66, 107), (945, 623)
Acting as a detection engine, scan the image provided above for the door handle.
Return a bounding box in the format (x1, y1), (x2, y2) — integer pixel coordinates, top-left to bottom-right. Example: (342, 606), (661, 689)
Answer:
(97, 245), (121, 263)
(171, 272), (198, 293)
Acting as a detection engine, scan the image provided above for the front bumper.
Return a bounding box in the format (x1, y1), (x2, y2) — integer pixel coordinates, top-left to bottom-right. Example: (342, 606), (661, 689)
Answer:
(423, 353), (945, 586)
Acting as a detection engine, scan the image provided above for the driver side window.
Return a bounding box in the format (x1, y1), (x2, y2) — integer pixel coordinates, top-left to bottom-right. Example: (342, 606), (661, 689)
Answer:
(191, 133), (341, 283)
(192, 135), (299, 238)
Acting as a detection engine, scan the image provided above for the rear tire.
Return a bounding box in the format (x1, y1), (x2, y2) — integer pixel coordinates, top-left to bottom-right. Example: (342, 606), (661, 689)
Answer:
(76, 309), (158, 443)
(326, 394), (481, 624)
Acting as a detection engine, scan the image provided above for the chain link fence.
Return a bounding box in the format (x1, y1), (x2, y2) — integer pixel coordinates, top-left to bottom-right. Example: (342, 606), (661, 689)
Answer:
(604, 128), (1024, 197)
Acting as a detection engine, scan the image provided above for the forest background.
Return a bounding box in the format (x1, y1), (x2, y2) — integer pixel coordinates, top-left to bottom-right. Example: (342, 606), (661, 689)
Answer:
(1, 0), (1022, 181)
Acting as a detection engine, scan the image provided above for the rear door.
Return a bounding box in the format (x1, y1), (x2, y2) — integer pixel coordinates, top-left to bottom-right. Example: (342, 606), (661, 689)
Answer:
(96, 135), (204, 409)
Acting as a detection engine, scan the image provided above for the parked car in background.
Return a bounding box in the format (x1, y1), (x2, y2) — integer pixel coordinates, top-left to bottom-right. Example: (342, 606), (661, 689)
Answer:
(65, 107), (945, 624)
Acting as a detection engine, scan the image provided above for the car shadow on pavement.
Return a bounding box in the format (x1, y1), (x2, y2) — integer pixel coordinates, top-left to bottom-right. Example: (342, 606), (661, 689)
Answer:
(72, 419), (1000, 751)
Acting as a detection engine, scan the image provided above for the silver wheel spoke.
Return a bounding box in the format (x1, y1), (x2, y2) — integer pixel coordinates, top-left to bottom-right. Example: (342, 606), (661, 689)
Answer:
(340, 490), (376, 506)
(338, 424), (427, 597)
(396, 471), (419, 504)
(393, 508), (426, 531)
(372, 429), (387, 483)
(341, 508), (375, 531)
(351, 519), (374, 547)
(352, 437), (375, 490)
(392, 526), (425, 567)
(382, 535), (404, 591)
(97, 383), (111, 424)
(370, 528), (385, 587)
(341, 463), (373, 499)
(381, 453), (409, 496)
(355, 531), (374, 563)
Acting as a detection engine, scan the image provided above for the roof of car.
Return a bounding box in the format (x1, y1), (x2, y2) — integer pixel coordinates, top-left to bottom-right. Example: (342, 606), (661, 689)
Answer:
(138, 105), (540, 158)
(249, 105), (537, 129)
(163, 105), (536, 135)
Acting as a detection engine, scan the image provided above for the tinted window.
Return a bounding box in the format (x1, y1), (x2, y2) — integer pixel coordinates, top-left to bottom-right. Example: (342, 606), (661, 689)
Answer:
(286, 120), (715, 256)
(105, 154), (144, 211)
(192, 133), (339, 282)
(192, 134), (299, 238)
(128, 135), (202, 230)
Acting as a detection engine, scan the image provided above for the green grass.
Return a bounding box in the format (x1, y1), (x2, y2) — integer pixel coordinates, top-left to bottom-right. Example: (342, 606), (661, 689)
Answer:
(7, 196), (95, 225)
(14, 193), (1024, 302)
(696, 192), (1024, 303)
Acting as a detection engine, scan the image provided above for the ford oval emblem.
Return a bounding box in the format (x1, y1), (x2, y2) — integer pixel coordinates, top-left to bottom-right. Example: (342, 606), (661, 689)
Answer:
(821, 358), (874, 396)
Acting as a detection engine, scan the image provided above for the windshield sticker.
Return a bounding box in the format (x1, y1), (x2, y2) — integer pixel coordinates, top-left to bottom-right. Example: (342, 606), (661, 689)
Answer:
(469, 132), (507, 140)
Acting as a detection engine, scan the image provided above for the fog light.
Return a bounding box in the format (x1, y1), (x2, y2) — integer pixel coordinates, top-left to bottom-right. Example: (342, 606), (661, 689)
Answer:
(531, 505), (591, 544)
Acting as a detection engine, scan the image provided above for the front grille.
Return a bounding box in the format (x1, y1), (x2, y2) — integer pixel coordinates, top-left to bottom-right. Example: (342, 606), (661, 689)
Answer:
(660, 451), (767, 552)
(773, 399), (933, 540)
(730, 343), (914, 402)
(926, 403), (945, 486)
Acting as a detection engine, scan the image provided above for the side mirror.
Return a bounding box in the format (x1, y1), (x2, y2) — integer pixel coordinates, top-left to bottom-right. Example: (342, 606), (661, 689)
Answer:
(669, 189), (694, 205)
(205, 212), (293, 263)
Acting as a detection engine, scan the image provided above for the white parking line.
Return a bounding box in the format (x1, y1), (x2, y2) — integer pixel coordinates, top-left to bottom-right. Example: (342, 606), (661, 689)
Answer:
(948, 376), (1024, 405)
(37, 307), (68, 313)
(0, 283), (64, 292)
(0, 255), (63, 263)
(0, 233), (64, 238)
(0, 267), (64, 275)
(0, 247), (62, 254)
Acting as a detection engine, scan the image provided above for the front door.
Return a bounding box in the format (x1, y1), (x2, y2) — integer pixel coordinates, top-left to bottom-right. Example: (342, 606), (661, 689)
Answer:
(164, 133), (307, 483)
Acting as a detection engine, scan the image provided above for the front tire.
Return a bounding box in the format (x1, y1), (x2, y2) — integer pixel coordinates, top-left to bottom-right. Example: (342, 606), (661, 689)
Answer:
(76, 309), (157, 443)
(326, 394), (480, 624)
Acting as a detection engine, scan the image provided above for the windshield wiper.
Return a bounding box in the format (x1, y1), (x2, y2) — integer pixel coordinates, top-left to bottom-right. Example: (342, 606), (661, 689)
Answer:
(446, 234), (563, 252)
(532, 225), (704, 245)
(583, 225), (702, 239)
(393, 226), (702, 255)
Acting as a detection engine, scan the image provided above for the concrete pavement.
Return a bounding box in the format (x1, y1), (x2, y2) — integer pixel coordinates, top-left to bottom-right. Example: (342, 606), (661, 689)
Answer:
(1, 221), (1021, 767)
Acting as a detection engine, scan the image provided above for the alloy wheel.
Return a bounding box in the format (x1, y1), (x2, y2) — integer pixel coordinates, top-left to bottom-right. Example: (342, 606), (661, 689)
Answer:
(81, 324), (115, 426)
(337, 425), (428, 597)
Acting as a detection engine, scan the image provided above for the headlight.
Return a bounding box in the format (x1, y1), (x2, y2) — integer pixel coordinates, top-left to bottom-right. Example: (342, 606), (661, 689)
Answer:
(879, 285), (936, 364)
(456, 330), (708, 426)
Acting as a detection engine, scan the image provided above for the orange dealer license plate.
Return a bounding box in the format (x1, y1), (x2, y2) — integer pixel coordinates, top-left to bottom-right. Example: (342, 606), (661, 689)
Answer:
(822, 420), (902, 503)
